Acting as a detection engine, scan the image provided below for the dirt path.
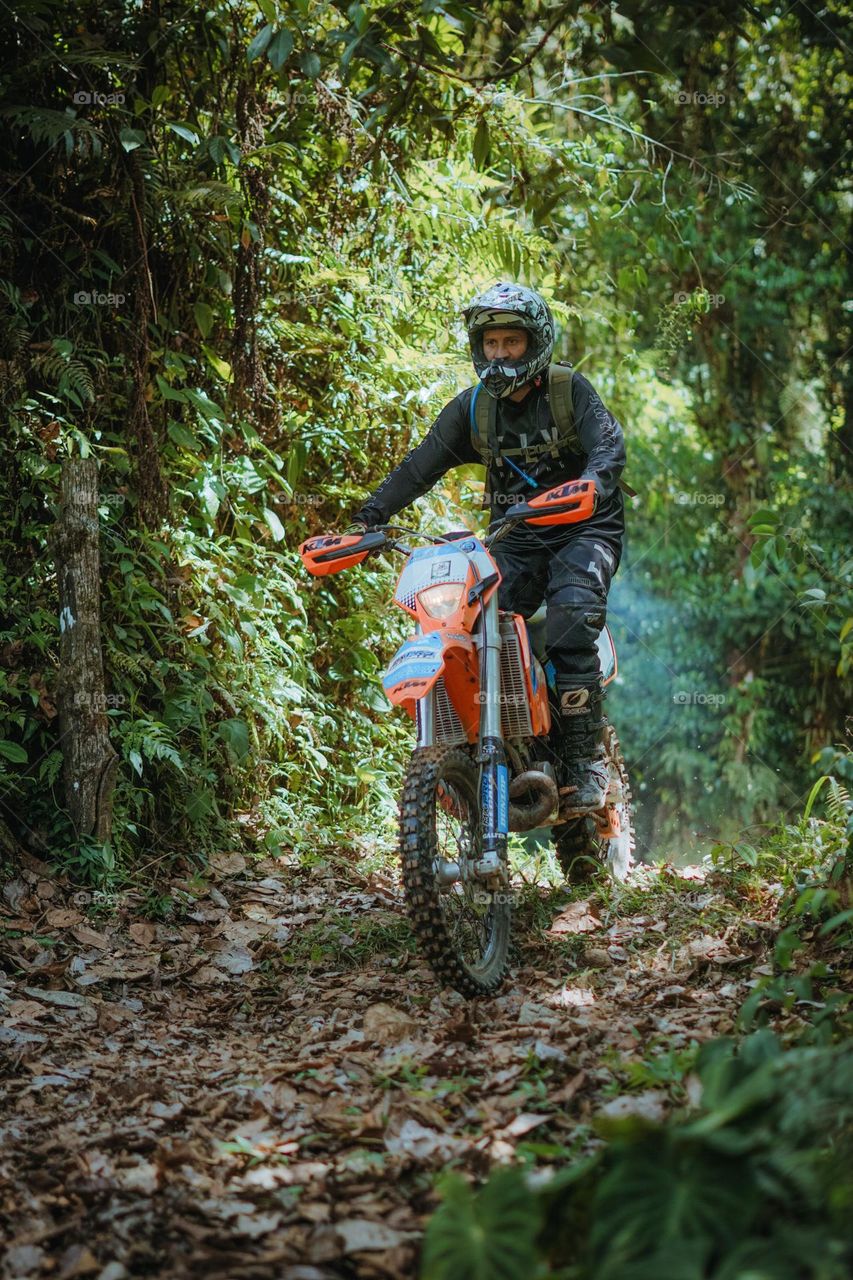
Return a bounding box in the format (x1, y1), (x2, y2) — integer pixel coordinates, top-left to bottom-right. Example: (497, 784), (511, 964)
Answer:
(1, 851), (774, 1278)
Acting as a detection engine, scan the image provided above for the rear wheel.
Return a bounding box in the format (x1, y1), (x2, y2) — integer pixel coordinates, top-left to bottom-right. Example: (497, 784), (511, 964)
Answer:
(399, 745), (510, 998)
(554, 723), (634, 883)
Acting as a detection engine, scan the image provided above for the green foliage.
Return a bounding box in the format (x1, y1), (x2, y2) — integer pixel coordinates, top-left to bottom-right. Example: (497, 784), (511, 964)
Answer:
(423, 1034), (853, 1280)
(422, 1168), (544, 1280)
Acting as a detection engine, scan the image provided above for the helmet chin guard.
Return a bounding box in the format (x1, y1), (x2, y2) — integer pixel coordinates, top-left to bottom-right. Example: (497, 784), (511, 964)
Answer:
(462, 282), (556, 399)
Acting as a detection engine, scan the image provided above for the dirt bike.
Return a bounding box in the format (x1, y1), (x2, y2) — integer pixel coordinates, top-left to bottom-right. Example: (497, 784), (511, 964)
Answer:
(299, 478), (634, 998)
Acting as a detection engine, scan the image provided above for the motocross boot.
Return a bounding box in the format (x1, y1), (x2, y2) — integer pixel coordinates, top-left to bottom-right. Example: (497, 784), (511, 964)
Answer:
(553, 677), (610, 812)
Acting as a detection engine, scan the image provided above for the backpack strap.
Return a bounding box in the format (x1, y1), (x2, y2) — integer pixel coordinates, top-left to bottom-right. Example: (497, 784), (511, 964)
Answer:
(549, 362), (637, 498)
(470, 381), (498, 510)
(547, 362), (578, 450)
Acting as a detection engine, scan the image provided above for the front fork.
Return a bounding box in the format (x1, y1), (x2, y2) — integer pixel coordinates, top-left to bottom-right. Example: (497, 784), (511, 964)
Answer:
(414, 602), (509, 887)
(475, 593), (509, 884)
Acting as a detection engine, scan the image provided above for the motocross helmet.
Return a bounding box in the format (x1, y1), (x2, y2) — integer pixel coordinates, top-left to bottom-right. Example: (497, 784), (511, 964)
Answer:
(462, 281), (555, 399)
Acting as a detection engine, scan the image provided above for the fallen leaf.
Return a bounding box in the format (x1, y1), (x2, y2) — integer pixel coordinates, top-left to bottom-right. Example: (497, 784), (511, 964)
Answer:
(209, 851), (247, 876)
(129, 922), (156, 946)
(548, 899), (602, 935)
(676, 864), (707, 881)
(22, 986), (90, 1010)
(501, 1111), (551, 1138)
(549, 1070), (586, 1105)
(335, 1219), (417, 1254)
(677, 935), (747, 967)
(363, 1003), (419, 1044)
(57, 1244), (100, 1279)
(234, 1211), (282, 1238)
(549, 985), (595, 1008)
(70, 924), (109, 949)
(3, 1244), (45, 1277)
(212, 944), (254, 975)
(598, 1090), (668, 1124)
(384, 1118), (468, 1162)
(44, 908), (83, 928)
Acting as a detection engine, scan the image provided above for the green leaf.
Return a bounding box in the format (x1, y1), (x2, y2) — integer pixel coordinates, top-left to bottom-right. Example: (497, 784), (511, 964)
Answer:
(300, 50), (322, 78)
(617, 265), (635, 293)
(218, 718), (250, 761)
(287, 440), (307, 489)
(193, 301), (214, 338)
(119, 127), (146, 152)
(747, 508), (778, 529)
(803, 775), (830, 819)
(268, 28), (294, 70)
(0, 740), (27, 764)
(262, 508), (285, 542)
(185, 388), (225, 421)
(422, 1169), (540, 1280)
(472, 115), (490, 170)
(166, 122), (200, 146)
(155, 374), (187, 403)
(247, 24), (273, 62)
(201, 344), (233, 382)
(167, 421), (202, 452)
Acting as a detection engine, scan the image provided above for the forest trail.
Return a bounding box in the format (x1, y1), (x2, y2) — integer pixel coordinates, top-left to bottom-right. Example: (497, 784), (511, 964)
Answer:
(1, 851), (777, 1279)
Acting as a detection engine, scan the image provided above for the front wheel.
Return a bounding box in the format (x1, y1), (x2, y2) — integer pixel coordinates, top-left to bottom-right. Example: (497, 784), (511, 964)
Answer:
(399, 745), (510, 998)
(554, 722), (634, 884)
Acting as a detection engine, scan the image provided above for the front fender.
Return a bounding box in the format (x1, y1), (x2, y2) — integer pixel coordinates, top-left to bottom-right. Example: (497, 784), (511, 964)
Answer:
(382, 631), (480, 739)
(382, 632), (446, 705)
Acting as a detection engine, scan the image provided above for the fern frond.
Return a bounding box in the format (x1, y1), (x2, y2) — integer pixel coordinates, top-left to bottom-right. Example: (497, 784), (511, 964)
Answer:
(0, 107), (101, 148)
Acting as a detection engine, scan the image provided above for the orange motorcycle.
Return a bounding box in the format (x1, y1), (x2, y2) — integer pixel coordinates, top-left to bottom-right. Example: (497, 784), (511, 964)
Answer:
(300, 479), (633, 997)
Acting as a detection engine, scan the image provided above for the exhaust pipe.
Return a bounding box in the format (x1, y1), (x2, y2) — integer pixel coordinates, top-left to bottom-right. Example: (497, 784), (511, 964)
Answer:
(508, 770), (559, 832)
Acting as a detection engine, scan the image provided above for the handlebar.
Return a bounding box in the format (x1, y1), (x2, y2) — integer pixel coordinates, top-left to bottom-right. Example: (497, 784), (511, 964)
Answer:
(301, 480), (598, 576)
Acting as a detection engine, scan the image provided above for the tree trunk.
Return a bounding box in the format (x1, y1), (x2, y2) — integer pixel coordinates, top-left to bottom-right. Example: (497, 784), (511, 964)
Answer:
(52, 459), (118, 842)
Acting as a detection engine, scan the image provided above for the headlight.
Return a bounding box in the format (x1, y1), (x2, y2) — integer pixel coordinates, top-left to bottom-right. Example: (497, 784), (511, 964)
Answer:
(418, 582), (466, 619)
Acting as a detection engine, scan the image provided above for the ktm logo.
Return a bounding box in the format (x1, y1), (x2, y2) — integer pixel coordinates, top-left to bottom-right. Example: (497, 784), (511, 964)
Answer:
(550, 482), (584, 501)
(560, 688), (589, 711)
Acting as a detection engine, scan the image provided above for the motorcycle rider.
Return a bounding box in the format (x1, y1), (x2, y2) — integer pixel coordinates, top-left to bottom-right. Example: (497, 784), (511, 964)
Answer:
(350, 282), (626, 812)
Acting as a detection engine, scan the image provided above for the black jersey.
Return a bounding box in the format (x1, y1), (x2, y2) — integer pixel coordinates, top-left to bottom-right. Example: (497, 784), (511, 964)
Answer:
(355, 371), (626, 547)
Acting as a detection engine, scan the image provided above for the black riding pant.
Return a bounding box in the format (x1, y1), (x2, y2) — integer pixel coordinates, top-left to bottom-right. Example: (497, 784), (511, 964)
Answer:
(492, 526), (621, 687)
